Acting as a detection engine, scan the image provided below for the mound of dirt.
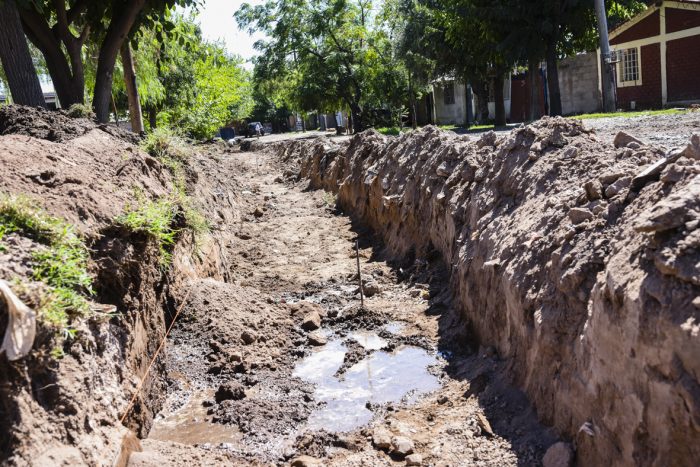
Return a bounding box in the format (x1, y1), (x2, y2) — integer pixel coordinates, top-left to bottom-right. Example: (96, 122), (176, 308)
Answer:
(277, 118), (700, 466)
(0, 104), (140, 144)
(0, 109), (225, 465)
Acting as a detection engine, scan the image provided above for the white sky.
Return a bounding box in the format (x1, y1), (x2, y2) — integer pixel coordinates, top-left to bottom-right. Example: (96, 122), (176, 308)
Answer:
(192, 0), (267, 69)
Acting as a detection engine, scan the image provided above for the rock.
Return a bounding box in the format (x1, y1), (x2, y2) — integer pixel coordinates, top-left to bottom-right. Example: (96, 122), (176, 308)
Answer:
(362, 280), (382, 297)
(391, 436), (415, 457)
(604, 176), (632, 198)
(253, 206), (264, 217)
(542, 441), (574, 467)
(307, 331), (327, 346)
(301, 311), (321, 331)
(372, 428), (393, 449)
(241, 330), (257, 345)
(681, 134), (700, 160)
(630, 149), (683, 191)
(583, 180), (603, 201)
(405, 453), (423, 466)
(627, 141), (642, 149)
(476, 130), (497, 148)
(568, 207), (593, 224)
(599, 171), (625, 185)
(660, 164), (685, 183)
(436, 162), (451, 177)
(561, 146), (578, 159)
(215, 381), (246, 402)
(613, 131), (642, 148)
(290, 455), (322, 467)
(476, 413), (494, 436)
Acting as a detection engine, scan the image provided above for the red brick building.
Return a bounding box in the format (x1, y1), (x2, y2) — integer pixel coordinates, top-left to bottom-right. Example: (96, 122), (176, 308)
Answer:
(608, 0), (700, 109)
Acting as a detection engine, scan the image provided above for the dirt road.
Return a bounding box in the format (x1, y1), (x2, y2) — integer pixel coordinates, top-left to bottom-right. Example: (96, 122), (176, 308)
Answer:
(130, 146), (556, 466)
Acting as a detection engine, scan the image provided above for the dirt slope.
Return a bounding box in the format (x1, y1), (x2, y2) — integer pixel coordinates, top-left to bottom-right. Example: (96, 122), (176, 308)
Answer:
(0, 106), (225, 465)
(275, 118), (700, 467)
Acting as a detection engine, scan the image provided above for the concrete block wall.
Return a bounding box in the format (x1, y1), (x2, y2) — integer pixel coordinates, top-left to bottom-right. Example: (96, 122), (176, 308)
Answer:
(558, 53), (601, 115)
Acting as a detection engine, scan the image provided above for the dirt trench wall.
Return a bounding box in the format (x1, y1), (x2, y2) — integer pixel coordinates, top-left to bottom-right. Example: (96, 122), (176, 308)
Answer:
(0, 106), (230, 465)
(277, 119), (700, 466)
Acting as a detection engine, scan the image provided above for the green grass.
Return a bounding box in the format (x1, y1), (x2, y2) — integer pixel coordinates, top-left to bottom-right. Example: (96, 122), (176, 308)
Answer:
(141, 127), (191, 172)
(116, 194), (178, 267)
(573, 108), (690, 120)
(139, 127), (210, 255)
(0, 193), (92, 333)
(377, 126), (403, 136)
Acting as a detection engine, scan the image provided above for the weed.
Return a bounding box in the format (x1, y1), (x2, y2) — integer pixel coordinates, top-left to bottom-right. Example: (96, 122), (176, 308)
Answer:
(141, 127), (190, 171)
(322, 191), (337, 208)
(116, 194), (178, 267)
(66, 103), (95, 119)
(0, 193), (93, 336)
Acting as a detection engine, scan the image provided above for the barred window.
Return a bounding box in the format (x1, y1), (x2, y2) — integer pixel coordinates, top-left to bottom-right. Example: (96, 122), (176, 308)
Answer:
(622, 48), (639, 82)
(443, 83), (455, 105)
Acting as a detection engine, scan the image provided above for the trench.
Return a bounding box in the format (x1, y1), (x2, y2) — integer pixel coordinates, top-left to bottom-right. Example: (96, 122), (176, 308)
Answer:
(126, 146), (557, 466)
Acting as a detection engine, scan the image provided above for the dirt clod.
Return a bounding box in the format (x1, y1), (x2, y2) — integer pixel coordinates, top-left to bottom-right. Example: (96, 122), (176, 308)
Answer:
(215, 382), (246, 402)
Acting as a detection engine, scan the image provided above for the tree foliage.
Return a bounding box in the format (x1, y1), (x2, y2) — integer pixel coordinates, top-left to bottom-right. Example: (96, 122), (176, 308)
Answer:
(237, 0), (408, 131)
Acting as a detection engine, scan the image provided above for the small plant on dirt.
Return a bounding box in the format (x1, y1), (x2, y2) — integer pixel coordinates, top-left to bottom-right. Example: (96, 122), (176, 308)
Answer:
(116, 193), (178, 267)
(0, 193), (93, 336)
(322, 191), (337, 208)
(66, 103), (95, 119)
(141, 127), (191, 171)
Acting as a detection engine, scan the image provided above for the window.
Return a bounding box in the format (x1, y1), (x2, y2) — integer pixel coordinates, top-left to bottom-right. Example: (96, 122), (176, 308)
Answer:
(621, 48), (639, 82)
(443, 83), (455, 105)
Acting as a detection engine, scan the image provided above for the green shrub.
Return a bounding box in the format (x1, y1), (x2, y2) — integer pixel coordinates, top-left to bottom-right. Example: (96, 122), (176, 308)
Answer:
(66, 103), (95, 119)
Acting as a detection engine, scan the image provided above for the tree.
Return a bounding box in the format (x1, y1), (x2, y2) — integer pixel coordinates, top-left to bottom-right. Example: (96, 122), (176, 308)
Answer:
(237, 0), (402, 132)
(0, 0), (45, 107)
(16, 0), (197, 122)
(121, 42), (144, 132)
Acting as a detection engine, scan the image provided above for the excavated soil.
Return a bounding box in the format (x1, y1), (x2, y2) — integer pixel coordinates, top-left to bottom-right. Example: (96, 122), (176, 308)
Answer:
(274, 118), (700, 467)
(2, 106), (699, 467)
(132, 143), (556, 466)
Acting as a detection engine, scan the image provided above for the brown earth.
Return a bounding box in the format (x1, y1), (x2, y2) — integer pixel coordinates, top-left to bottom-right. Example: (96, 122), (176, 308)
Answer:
(1, 105), (698, 467)
(275, 118), (700, 467)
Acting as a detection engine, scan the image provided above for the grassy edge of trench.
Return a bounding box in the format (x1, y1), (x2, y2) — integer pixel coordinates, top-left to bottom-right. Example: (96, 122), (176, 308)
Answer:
(0, 193), (94, 356)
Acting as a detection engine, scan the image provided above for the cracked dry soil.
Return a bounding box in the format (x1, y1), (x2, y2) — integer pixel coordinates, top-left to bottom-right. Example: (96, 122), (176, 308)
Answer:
(128, 146), (557, 467)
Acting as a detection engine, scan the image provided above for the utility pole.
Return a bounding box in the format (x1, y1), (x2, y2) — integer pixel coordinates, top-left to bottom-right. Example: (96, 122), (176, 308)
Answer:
(595, 0), (617, 112)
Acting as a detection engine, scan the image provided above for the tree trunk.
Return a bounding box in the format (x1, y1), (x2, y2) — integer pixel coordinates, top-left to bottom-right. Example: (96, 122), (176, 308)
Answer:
(93, 0), (146, 123)
(472, 78), (489, 123)
(494, 75), (506, 127)
(0, 0), (45, 107)
(18, 4), (85, 107)
(148, 107), (157, 130)
(528, 59), (540, 121)
(350, 102), (364, 133)
(120, 42), (144, 133)
(546, 37), (563, 116)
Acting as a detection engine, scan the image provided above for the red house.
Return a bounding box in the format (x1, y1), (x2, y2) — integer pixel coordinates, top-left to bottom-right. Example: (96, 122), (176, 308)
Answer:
(608, 0), (700, 109)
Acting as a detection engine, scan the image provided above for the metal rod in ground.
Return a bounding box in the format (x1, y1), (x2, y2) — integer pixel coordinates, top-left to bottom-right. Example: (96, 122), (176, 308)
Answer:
(355, 239), (364, 308)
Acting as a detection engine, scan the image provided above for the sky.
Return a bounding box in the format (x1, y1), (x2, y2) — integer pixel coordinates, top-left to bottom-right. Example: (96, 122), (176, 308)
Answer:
(192, 0), (267, 69)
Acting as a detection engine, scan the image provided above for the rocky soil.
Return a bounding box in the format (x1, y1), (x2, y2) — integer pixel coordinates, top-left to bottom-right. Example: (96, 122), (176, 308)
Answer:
(274, 118), (700, 467)
(1, 105), (698, 467)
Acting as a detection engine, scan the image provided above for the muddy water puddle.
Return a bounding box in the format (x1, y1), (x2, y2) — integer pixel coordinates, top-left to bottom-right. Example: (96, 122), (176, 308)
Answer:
(293, 330), (440, 433)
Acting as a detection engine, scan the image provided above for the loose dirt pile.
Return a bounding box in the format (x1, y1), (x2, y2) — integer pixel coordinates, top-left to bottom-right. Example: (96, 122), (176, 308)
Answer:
(275, 118), (700, 466)
(0, 106), (225, 465)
